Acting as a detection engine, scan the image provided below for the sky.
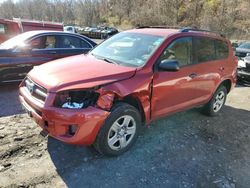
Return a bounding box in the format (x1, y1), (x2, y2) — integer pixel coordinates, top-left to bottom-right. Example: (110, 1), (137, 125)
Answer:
(0, 0), (19, 3)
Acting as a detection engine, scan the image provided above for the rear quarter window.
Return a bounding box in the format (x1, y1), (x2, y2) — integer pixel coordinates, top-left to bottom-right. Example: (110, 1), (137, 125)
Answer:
(215, 40), (229, 59)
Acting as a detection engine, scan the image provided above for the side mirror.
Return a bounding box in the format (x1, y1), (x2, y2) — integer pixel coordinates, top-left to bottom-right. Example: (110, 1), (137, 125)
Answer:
(158, 59), (180, 72)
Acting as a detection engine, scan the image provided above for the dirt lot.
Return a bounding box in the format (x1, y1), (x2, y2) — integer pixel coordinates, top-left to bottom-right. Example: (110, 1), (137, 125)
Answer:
(0, 84), (250, 188)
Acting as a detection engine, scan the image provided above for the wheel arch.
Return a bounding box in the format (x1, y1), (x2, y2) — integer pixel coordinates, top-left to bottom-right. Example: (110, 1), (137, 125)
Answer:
(219, 79), (232, 93)
(114, 94), (147, 125)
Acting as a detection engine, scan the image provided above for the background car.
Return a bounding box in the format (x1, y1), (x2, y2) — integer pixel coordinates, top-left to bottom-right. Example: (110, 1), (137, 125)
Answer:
(237, 56), (250, 84)
(0, 30), (96, 83)
(79, 26), (118, 39)
(235, 41), (250, 59)
(64, 25), (77, 33)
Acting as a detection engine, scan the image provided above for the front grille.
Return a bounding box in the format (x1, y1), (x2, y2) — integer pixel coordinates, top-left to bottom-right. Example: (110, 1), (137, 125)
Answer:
(24, 78), (47, 102)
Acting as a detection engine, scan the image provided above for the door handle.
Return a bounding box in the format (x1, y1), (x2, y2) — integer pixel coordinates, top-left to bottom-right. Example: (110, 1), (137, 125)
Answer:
(189, 73), (198, 79)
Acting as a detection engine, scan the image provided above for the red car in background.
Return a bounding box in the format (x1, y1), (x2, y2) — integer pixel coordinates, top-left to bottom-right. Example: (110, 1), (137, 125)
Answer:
(19, 27), (237, 156)
(0, 18), (63, 43)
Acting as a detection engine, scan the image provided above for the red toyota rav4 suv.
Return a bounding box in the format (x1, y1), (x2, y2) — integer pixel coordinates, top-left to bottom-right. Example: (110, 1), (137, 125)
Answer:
(19, 27), (237, 156)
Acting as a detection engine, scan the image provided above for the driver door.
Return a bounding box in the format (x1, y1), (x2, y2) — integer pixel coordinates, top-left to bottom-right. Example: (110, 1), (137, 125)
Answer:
(151, 37), (205, 119)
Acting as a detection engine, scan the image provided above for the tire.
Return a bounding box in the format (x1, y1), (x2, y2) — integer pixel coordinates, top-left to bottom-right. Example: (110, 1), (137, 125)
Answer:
(202, 85), (227, 116)
(93, 102), (141, 156)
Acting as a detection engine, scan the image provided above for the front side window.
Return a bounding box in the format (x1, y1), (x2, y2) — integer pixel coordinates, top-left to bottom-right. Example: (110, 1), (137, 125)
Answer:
(58, 35), (91, 49)
(0, 24), (6, 34)
(27, 35), (57, 49)
(90, 32), (164, 67)
(28, 36), (46, 49)
(159, 37), (192, 67)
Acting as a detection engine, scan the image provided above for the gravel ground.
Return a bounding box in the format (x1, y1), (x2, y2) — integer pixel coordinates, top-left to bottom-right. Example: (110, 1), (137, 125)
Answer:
(0, 84), (250, 188)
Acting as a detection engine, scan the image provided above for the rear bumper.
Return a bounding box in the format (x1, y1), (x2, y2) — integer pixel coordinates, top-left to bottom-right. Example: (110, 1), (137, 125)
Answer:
(19, 86), (109, 145)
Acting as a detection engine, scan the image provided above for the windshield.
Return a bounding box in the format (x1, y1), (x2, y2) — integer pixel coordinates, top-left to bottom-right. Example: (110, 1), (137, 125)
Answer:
(0, 32), (33, 49)
(239, 42), (250, 49)
(90, 32), (164, 67)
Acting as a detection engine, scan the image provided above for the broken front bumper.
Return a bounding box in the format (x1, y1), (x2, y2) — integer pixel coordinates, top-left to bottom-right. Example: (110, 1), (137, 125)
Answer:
(19, 86), (110, 145)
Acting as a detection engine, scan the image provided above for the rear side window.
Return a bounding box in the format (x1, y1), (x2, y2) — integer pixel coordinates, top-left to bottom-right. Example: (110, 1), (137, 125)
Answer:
(194, 37), (216, 63)
(215, 40), (229, 59)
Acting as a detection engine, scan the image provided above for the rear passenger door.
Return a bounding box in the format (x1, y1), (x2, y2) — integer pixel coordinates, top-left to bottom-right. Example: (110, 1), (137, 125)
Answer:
(191, 37), (229, 100)
(56, 35), (93, 57)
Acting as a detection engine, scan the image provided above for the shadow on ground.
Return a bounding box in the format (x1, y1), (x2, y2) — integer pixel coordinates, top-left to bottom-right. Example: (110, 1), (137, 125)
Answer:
(0, 83), (24, 117)
(48, 105), (250, 188)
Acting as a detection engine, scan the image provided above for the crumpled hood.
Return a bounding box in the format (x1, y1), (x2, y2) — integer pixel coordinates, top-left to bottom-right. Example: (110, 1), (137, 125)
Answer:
(28, 54), (136, 92)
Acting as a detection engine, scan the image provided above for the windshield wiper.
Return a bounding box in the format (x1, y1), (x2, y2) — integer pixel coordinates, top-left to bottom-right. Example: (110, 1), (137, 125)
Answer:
(91, 53), (118, 65)
(103, 58), (118, 65)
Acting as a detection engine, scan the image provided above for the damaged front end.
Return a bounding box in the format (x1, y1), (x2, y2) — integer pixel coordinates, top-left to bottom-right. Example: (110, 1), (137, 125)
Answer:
(54, 88), (116, 111)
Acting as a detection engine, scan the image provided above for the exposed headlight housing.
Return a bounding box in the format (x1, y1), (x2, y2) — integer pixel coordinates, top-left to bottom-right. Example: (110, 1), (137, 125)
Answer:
(54, 90), (100, 109)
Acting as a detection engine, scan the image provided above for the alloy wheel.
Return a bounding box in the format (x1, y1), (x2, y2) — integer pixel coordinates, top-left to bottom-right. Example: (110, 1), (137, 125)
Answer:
(107, 115), (136, 151)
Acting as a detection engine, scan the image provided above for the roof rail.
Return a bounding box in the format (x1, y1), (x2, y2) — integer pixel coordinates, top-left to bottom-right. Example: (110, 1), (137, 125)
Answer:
(180, 27), (225, 38)
(136, 25), (182, 29)
(135, 25), (225, 38)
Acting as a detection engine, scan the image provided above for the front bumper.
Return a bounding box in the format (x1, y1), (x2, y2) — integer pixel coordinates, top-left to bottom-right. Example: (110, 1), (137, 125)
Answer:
(19, 86), (110, 145)
(237, 68), (250, 83)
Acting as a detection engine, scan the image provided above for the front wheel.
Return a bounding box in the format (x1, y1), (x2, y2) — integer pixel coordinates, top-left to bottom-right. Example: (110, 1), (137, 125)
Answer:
(94, 103), (141, 156)
(202, 85), (227, 116)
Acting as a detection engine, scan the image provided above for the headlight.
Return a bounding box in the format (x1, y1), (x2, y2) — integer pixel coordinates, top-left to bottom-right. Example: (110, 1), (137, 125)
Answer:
(238, 60), (246, 68)
(54, 90), (100, 109)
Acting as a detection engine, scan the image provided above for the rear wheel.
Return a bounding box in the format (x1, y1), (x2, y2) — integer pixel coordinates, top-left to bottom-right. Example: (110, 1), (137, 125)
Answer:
(94, 103), (141, 156)
(202, 85), (227, 116)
